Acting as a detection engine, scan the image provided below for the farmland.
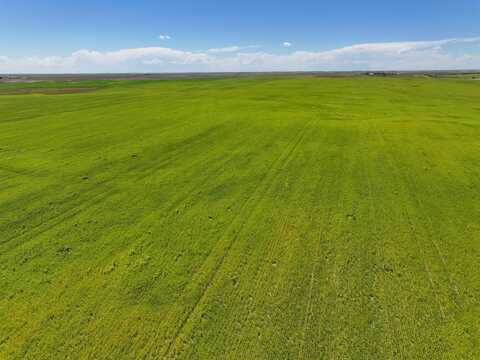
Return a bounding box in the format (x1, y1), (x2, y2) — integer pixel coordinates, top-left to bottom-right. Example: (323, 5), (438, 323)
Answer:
(0, 75), (479, 359)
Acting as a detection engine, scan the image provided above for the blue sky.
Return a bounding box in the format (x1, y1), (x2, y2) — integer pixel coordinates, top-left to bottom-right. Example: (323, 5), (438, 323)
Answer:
(1, 0), (480, 73)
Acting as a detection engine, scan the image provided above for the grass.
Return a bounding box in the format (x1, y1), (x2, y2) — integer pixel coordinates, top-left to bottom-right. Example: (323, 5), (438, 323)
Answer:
(0, 75), (479, 359)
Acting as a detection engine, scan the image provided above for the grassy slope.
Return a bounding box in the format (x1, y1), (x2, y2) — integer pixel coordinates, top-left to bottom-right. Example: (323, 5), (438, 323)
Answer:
(0, 76), (479, 359)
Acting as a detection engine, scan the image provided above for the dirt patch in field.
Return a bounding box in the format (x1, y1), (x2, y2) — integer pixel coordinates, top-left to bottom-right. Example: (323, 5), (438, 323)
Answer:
(0, 87), (99, 95)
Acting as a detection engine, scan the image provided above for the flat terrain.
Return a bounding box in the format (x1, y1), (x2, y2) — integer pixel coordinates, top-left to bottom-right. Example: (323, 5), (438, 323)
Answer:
(0, 76), (479, 359)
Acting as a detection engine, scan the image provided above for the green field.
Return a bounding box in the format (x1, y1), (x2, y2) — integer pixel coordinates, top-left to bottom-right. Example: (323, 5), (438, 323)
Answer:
(1, 76), (479, 359)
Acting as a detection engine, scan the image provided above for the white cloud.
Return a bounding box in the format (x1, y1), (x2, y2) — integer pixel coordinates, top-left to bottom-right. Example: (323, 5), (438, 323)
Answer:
(326, 37), (480, 56)
(158, 34), (171, 40)
(283, 42), (292, 48)
(207, 45), (260, 54)
(1, 37), (479, 73)
(71, 47), (213, 66)
(143, 58), (163, 65)
(207, 46), (242, 54)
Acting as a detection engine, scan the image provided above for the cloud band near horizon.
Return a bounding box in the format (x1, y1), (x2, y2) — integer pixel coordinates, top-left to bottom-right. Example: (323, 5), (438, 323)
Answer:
(1, 37), (479, 73)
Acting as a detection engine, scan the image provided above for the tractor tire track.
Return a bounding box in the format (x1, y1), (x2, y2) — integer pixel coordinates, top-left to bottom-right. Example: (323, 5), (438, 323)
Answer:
(297, 152), (345, 359)
(373, 124), (449, 323)
(161, 120), (313, 359)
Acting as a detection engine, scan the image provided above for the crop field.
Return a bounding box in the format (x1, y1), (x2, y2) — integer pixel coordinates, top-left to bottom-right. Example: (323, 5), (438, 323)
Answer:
(0, 76), (479, 359)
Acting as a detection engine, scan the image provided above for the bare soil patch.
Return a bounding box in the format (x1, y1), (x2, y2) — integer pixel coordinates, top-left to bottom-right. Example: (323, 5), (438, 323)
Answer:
(0, 87), (99, 95)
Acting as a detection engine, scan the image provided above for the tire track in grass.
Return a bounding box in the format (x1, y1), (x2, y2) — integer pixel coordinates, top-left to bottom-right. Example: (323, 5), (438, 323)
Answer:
(296, 150), (346, 359)
(406, 133), (468, 305)
(405, 211), (447, 320)
(322, 151), (362, 360)
(371, 122), (426, 356)
(161, 119), (313, 359)
(406, 173), (462, 305)
(1, 140), (233, 301)
(224, 120), (328, 358)
(114, 125), (282, 358)
(297, 205), (334, 358)
(373, 124), (449, 334)
(234, 122), (343, 356)
(376, 124), (459, 318)
(8, 118), (267, 359)
(0, 188), (119, 274)
(0, 122), (229, 251)
(354, 120), (433, 359)
(162, 120), (312, 358)
(3, 203), (172, 360)
(377, 126), (458, 356)
(227, 124), (345, 359)
(0, 184), (119, 254)
(89, 132), (272, 358)
(5, 125), (256, 359)
(0, 187), (153, 352)
(0, 116), (219, 213)
(395, 206), (448, 354)
(370, 123), (445, 346)
(361, 123), (407, 358)
(0, 125), (241, 356)
(0, 183), (119, 248)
